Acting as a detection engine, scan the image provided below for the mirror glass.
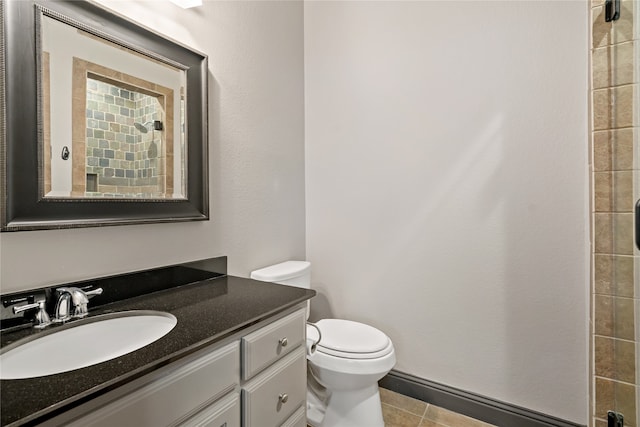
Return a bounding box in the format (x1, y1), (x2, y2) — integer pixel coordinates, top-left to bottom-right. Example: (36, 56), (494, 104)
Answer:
(40, 15), (187, 199)
(1, 0), (208, 231)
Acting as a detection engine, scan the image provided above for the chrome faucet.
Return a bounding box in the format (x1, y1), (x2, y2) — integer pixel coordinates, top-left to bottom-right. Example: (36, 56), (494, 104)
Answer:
(13, 299), (51, 329)
(54, 287), (103, 322)
(54, 290), (73, 322)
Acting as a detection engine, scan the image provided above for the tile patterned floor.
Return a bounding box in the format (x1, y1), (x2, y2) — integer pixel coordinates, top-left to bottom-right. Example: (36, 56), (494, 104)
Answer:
(380, 388), (497, 427)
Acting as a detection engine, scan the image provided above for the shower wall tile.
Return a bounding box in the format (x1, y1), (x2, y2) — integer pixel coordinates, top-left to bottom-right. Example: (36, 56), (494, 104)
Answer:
(594, 172), (612, 211)
(635, 129), (640, 170)
(592, 85), (637, 130)
(592, 131), (610, 171)
(636, 258), (640, 300)
(592, 41), (635, 89)
(593, 6), (613, 49)
(594, 213), (612, 253)
(637, 341), (640, 386)
(611, 128), (639, 170)
(595, 377), (638, 426)
(613, 0), (636, 44)
(594, 171), (633, 212)
(637, 387), (640, 427)
(619, 297), (636, 340)
(615, 213), (634, 255)
(594, 294), (636, 340)
(613, 85), (636, 128)
(594, 213), (635, 255)
(636, 299), (640, 348)
(595, 336), (636, 383)
(596, 128), (635, 171)
(593, 88), (612, 130)
(614, 171), (634, 211)
(590, 0), (638, 43)
(592, 46), (608, 88)
(594, 254), (635, 297)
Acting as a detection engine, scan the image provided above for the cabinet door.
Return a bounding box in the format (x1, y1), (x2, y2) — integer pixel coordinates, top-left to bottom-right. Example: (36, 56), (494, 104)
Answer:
(242, 346), (306, 427)
(280, 406), (306, 427)
(181, 392), (240, 427)
(67, 341), (240, 427)
(241, 309), (305, 380)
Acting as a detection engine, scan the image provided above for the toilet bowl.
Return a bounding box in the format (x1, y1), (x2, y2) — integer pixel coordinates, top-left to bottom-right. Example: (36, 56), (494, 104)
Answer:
(250, 261), (396, 427)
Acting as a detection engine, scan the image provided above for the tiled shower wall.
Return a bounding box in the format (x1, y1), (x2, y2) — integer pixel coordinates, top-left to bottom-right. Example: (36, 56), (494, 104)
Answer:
(85, 78), (162, 197)
(591, 0), (639, 426)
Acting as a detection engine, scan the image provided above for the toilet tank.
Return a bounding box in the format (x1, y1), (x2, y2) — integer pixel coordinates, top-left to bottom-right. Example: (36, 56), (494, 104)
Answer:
(250, 261), (311, 289)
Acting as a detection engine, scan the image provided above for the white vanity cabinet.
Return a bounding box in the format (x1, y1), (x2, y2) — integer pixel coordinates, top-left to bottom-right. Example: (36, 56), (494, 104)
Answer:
(64, 341), (241, 427)
(181, 392), (241, 427)
(39, 306), (308, 427)
(240, 309), (307, 427)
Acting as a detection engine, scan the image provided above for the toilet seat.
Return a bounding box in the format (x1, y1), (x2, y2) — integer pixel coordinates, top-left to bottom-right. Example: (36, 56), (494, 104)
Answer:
(307, 339), (396, 377)
(307, 319), (393, 360)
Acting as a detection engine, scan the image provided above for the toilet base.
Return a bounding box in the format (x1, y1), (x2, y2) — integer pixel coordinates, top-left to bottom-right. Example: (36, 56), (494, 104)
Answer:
(307, 383), (384, 427)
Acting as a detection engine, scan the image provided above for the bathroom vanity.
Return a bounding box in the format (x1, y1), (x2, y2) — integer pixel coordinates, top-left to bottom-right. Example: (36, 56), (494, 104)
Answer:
(0, 257), (315, 427)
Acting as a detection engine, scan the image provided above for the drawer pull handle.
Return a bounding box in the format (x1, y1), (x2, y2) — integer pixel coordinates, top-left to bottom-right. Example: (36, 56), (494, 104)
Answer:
(279, 337), (288, 347)
(279, 393), (289, 404)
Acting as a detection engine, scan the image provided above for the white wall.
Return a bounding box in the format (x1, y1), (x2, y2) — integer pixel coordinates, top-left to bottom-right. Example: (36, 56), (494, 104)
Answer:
(0, 0), (306, 292)
(304, 1), (589, 423)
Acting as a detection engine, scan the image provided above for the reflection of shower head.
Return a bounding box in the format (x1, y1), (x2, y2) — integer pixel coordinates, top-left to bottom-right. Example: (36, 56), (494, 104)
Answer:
(134, 122), (152, 133)
(134, 120), (164, 133)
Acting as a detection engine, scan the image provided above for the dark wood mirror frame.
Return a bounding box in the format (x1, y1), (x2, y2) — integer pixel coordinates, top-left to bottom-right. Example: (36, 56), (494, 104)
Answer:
(0, 0), (209, 231)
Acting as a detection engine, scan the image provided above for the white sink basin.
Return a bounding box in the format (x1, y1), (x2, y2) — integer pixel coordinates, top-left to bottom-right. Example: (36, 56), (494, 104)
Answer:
(0, 311), (177, 380)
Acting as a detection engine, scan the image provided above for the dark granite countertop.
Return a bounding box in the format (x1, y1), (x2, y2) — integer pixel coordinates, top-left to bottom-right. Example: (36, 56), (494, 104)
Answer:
(0, 262), (315, 426)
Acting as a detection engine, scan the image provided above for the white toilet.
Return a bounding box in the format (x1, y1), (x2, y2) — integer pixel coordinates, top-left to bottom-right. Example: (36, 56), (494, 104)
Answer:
(250, 261), (396, 427)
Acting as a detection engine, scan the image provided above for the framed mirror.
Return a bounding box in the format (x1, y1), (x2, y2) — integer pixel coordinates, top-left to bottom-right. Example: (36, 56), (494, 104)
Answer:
(1, 0), (209, 231)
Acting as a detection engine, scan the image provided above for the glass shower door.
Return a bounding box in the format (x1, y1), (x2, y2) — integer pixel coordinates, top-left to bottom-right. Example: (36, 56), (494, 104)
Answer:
(591, 0), (638, 426)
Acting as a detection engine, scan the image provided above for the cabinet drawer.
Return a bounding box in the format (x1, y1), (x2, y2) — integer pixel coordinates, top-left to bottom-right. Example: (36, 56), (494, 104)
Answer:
(181, 392), (240, 427)
(280, 405), (306, 427)
(242, 346), (306, 427)
(242, 308), (305, 380)
(68, 341), (240, 427)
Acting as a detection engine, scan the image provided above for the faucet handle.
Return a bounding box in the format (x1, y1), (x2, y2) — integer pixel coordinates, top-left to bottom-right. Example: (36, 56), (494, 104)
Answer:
(13, 299), (51, 329)
(73, 287), (102, 317)
(84, 288), (103, 298)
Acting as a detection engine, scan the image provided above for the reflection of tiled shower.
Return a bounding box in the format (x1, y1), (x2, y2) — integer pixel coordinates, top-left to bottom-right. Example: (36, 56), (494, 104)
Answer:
(85, 78), (163, 197)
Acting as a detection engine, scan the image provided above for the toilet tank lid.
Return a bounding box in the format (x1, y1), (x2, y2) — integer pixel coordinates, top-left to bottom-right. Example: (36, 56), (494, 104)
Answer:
(250, 261), (311, 282)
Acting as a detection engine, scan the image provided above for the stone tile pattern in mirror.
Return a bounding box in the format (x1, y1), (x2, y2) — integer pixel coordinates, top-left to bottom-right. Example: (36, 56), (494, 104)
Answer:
(85, 78), (164, 197)
(70, 58), (175, 199)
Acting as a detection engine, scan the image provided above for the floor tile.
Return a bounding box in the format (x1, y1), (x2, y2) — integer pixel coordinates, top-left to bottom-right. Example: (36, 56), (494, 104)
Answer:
(382, 403), (423, 427)
(424, 404), (496, 427)
(310, 388), (497, 427)
(418, 418), (447, 427)
(380, 387), (428, 417)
